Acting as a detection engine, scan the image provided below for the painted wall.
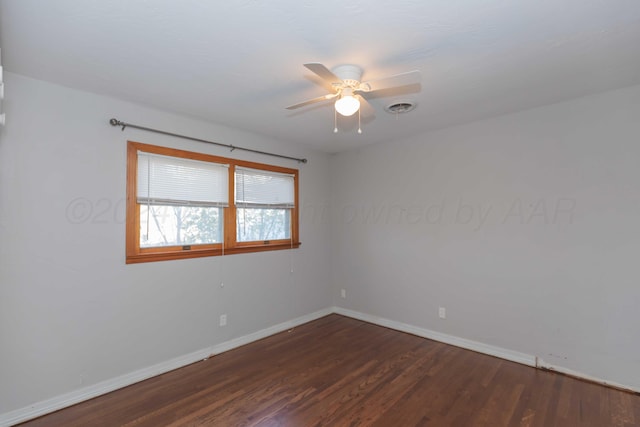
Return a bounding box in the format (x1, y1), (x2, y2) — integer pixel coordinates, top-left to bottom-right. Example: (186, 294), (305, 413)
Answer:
(0, 73), (332, 414)
(330, 84), (640, 390)
(2, 70), (639, 419)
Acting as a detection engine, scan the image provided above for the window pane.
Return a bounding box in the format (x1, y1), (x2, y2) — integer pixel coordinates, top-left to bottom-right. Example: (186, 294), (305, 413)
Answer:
(140, 205), (222, 248)
(236, 208), (291, 242)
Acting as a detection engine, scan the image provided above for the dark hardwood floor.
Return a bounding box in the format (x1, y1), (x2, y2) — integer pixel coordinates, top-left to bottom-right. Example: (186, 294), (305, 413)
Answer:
(18, 314), (640, 426)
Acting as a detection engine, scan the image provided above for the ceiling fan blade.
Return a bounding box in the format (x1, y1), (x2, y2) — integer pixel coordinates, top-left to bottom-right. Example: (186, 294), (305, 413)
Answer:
(357, 70), (421, 93)
(286, 93), (338, 110)
(357, 95), (375, 117)
(304, 63), (342, 85)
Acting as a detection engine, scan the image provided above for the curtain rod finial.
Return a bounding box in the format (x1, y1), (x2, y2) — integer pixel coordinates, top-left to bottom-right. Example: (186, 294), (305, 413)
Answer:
(109, 118), (126, 130)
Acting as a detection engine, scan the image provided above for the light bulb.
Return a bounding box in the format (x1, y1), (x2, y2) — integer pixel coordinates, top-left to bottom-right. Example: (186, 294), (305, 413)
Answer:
(335, 90), (360, 117)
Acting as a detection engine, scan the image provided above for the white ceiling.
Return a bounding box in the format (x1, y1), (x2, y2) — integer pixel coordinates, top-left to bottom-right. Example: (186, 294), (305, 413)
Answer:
(1, 0), (640, 153)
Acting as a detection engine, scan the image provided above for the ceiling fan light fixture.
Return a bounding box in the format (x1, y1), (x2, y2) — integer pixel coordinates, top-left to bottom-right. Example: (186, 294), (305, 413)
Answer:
(335, 90), (360, 116)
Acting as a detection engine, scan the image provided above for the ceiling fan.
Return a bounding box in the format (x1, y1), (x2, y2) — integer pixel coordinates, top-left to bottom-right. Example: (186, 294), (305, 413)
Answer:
(286, 63), (421, 133)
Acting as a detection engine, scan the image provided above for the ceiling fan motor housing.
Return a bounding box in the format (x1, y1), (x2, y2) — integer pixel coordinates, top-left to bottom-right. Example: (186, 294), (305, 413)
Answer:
(332, 64), (363, 88)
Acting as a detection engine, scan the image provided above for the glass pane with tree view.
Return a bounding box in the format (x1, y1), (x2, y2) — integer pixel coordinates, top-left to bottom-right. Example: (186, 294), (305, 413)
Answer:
(140, 205), (222, 248)
(236, 208), (290, 242)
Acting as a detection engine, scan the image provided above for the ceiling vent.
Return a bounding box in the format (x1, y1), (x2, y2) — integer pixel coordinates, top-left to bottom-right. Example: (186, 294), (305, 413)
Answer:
(384, 101), (416, 114)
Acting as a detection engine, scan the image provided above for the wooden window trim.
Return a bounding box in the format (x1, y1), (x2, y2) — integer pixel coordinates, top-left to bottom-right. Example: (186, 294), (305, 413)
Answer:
(126, 141), (300, 264)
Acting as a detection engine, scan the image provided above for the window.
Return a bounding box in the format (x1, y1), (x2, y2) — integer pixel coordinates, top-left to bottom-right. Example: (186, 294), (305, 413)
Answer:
(235, 167), (295, 243)
(126, 142), (299, 263)
(137, 151), (228, 248)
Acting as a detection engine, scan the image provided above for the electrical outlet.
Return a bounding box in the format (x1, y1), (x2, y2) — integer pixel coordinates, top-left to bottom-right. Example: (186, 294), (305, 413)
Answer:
(341, 289), (346, 299)
(219, 314), (227, 326)
(438, 307), (446, 319)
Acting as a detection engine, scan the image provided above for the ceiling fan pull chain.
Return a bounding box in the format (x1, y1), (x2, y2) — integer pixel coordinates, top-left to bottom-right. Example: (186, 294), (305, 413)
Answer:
(358, 108), (362, 134)
(333, 109), (338, 133)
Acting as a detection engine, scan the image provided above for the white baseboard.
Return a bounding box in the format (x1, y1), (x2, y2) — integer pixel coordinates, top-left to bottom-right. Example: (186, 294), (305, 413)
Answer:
(333, 306), (640, 394)
(536, 358), (639, 394)
(0, 308), (332, 427)
(3, 305), (638, 426)
(332, 306), (535, 366)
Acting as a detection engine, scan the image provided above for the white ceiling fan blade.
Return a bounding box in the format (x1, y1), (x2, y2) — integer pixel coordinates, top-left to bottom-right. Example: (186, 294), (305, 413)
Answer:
(286, 93), (338, 110)
(357, 70), (421, 93)
(357, 95), (375, 117)
(304, 63), (342, 85)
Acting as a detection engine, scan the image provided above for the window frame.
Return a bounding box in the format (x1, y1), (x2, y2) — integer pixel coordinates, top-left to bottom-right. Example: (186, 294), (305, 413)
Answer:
(126, 141), (300, 264)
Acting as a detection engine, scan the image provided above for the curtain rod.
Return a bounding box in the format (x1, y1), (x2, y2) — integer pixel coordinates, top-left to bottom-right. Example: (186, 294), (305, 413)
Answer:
(109, 118), (308, 164)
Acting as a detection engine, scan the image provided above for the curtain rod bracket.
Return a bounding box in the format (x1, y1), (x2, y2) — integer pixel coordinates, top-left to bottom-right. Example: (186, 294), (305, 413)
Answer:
(108, 118), (307, 164)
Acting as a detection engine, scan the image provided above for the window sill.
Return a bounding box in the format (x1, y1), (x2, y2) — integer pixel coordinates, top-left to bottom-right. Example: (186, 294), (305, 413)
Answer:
(126, 242), (301, 264)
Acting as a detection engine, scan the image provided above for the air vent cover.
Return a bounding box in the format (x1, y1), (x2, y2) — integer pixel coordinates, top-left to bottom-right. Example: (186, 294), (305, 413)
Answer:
(384, 101), (416, 114)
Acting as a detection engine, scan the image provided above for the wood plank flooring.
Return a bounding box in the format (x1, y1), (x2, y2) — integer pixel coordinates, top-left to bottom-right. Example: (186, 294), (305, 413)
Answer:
(18, 314), (640, 426)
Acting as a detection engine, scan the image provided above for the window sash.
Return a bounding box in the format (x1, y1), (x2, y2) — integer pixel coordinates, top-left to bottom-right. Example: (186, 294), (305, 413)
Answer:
(236, 207), (291, 242)
(140, 205), (223, 248)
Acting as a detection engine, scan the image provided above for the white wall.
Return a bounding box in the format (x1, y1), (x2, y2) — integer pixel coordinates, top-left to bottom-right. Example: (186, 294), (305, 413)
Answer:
(0, 73), (332, 415)
(2, 70), (639, 420)
(330, 84), (640, 390)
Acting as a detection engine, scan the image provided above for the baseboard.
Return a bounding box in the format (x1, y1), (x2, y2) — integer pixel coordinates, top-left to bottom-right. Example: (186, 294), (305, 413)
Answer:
(4, 305), (638, 426)
(0, 307), (333, 427)
(332, 306), (640, 394)
(205, 307), (333, 357)
(332, 306), (535, 366)
(536, 359), (640, 394)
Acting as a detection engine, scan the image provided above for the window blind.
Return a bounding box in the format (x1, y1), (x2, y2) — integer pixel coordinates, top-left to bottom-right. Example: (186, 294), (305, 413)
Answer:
(137, 151), (229, 207)
(235, 167), (295, 208)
